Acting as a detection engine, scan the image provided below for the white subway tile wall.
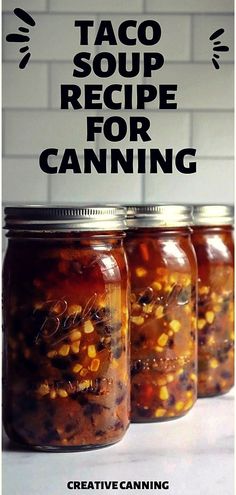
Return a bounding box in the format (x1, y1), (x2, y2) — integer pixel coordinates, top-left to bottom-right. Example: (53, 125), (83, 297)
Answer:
(2, 1), (234, 208)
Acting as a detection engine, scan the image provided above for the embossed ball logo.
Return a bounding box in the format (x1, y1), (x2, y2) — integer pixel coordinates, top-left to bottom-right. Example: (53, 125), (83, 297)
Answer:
(210, 28), (229, 69)
(6, 8), (36, 69)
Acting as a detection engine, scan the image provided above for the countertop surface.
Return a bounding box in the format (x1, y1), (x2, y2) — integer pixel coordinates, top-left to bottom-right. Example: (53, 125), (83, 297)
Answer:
(2, 389), (234, 495)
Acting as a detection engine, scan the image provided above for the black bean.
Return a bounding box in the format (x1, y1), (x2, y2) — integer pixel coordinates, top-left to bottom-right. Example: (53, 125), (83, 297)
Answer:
(136, 407), (151, 418)
(91, 307), (111, 322)
(114, 420), (124, 430)
(51, 357), (71, 370)
(198, 336), (206, 346)
(139, 288), (153, 305)
(116, 393), (126, 405)
(179, 371), (188, 382)
(96, 341), (106, 352)
(43, 430), (60, 443)
(95, 430), (106, 437)
(131, 360), (143, 376)
(113, 347), (122, 359)
(84, 403), (103, 415)
(65, 423), (76, 433)
(167, 394), (176, 406)
(221, 370), (231, 379)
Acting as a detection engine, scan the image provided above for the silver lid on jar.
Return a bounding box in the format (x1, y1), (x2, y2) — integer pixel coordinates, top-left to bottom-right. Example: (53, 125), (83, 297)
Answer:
(192, 204), (234, 226)
(4, 205), (127, 231)
(126, 204), (192, 228)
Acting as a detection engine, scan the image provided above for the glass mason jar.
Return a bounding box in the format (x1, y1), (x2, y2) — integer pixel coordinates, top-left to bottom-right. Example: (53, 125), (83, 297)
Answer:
(192, 205), (234, 397)
(125, 205), (198, 422)
(3, 206), (130, 451)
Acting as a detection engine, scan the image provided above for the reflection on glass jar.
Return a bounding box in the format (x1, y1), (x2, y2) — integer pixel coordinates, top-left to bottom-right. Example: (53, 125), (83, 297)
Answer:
(125, 205), (198, 422)
(192, 205), (234, 397)
(3, 206), (130, 451)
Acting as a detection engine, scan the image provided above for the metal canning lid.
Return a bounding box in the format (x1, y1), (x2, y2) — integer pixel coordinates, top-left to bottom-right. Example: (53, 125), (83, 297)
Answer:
(4, 205), (127, 231)
(192, 204), (234, 226)
(126, 204), (192, 228)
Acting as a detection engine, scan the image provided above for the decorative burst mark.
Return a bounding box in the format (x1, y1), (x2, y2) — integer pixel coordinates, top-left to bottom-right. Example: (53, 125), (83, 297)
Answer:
(209, 28), (229, 69)
(6, 8), (36, 69)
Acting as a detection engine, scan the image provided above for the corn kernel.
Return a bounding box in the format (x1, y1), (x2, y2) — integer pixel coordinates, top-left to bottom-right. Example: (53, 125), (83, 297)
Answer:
(47, 350), (57, 358)
(90, 358), (100, 372)
(73, 363), (82, 373)
(175, 401), (184, 412)
(169, 320), (181, 333)
(182, 275), (191, 287)
(198, 319), (206, 330)
(184, 305), (191, 315)
(206, 311), (215, 324)
(88, 345), (96, 358)
(58, 344), (70, 356)
(50, 390), (57, 400)
(199, 286), (209, 295)
(157, 333), (168, 347)
(79, 380), (91, 391)
(164, 284), (172, 292)
(143, 304), (153, 314)
(112, 358), (119, 369)
(159, 386), (169, 401)
(69, 330), (82, 342)
(155, 306), (164, 319)
(132, 303), (142, 314)
(155, 408), (166, 417)
(166, 374), (174, 383)
(190, 373), (197, 382)
(207, 336), (216, 346)
(80, 368), (88, 377)
(213, 304), (221, 313)
(157, 377), (167, 386)
(84, 320), (94, 334)
(136, 267), (147, 278)
(169, 274), (178, 284)
(186, 391), (193, 398)
(57, 389), (68, 398)
(71, 342), (80, 354)
(168, 330), (174, 337)
(184, 399), (194, 411)
(210, 358), (218, 369)
(152, 281), (162, 291)
(155, 346), (164, 353)
(37, 384), (49, 396)
(68, 304), (82, 315)
(131, 316), (144, 326)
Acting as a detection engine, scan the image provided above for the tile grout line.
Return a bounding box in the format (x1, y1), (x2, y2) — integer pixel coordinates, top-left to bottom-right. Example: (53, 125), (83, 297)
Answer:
(47, 63), (52, 109)
(190, 111), (194, 148)
(2, 109), (6, 156)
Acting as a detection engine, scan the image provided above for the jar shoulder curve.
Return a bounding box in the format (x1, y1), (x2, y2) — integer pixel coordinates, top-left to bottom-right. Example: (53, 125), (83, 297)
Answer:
(192, 227), (234, 265)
